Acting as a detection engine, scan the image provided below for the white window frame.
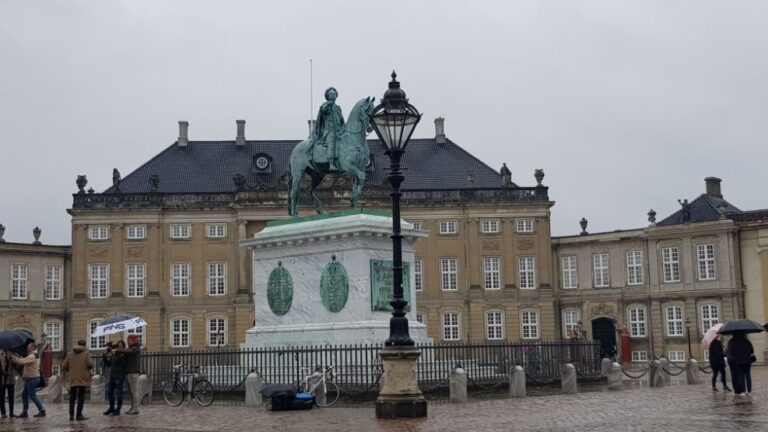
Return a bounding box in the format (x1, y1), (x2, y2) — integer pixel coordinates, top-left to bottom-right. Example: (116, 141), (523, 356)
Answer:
(414, 259), (423, 292)
(515, 219), (534, 233)
(416, 313), (424, 324)
(480, 220), (500, 234)
(171, 263), (191, 297)
(631, 351), (648, 362)
(518, 256), (536, 289)
(411, 221), (423, 230)
(125, 326), (144, 347)
(697, 244), (716, 280)
(89, 225), (110, 240)
(170, 224), (191, 239)
(562, 309), (580, 339)
(700, 304), (719, 332)
(43, 321), (63, 352)
(483, 257), (501, 290)
(171, 318), (191, 348)
(88, 320), (107, 350)
(207, 223), (227, 239)
(626, 250), (643, 285)
(662, 247), (680, 283)
(628, 306), (647, 338)
(207, 262), (227, 296)
(593, 253), (610, 288)
(520, 310), (539, 340)
(440, 258), (458, 291)
(561, 256), (578, 289)
(89, 264), (109, 298)
(207, 317), (227, 347)
(44, 265), (63, 300)
(442, 312), (460, 341)
(11, 263), (28, 299)
(486, 310), (504, 340)
(439, 220), (458, 235)
(126, 263), (146, 298)
(668, 351), (685, 362)
(665, 305), (684, 336)
(126, 224), (146, 240)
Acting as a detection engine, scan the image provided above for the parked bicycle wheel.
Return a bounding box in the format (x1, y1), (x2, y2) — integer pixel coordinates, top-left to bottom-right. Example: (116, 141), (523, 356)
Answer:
(194, 379), (215, 406)
(314, 380), (339, 407)
(162, 381), (185, 407)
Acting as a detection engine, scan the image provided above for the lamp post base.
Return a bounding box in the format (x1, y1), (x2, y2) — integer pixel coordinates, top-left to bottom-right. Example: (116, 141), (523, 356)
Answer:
(375, 346), (427, 419)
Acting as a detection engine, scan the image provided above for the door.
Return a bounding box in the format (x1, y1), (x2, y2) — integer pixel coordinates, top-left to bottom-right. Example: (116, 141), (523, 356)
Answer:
(592, 318), (617, 359)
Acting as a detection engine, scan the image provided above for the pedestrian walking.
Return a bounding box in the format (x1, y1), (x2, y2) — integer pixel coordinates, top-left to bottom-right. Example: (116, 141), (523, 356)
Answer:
(0, 349), (18, 419)
(11, 342), (45, 418)
(61, 339), (94, 421)
(103, 340), (127, 416)
(707, 335), (730, 392)
(726, 332), (755, 396)
(123, 335), (141, 415)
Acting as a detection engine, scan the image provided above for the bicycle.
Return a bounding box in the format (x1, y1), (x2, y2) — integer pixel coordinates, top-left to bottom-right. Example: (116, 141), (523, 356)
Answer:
(162, 364), (215, 407)
(297, 365), (340, 407)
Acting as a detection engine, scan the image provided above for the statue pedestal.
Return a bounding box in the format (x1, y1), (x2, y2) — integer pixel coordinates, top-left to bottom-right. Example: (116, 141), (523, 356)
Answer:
(240, 209), (430, 348)
(376, 346), (427, 418)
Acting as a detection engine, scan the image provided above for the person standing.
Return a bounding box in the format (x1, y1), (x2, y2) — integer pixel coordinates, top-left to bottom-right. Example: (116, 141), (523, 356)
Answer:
(60, 340), (94, 421)
(123, 335), (142, 415)
(12, 343), (45, 418)
(103, 340), (127, 416)
(708, 335), (730, 392)
(0, 349), (18, 419)
(726, 332), (755, 396)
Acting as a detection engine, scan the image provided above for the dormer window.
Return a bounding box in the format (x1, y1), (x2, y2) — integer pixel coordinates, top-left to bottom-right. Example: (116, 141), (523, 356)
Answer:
(252, 153), (272, 173)
(256, 156), (269, 170)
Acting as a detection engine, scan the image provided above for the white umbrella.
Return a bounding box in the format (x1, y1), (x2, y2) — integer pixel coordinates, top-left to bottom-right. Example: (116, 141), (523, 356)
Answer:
(92, 314), (147, 337)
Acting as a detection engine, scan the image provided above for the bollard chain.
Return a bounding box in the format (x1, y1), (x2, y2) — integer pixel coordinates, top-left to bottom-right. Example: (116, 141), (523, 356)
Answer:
(620, 366), (650, 379)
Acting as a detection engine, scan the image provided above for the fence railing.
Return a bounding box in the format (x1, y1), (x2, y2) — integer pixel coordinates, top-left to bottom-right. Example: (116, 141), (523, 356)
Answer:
(92, 340), (601, 393)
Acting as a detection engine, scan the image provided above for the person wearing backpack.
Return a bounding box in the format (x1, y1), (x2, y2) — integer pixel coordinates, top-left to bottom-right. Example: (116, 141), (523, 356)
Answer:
(11, 343), (45, 418)
(61, 340), (94, 421)
(0, 349), (18, 419)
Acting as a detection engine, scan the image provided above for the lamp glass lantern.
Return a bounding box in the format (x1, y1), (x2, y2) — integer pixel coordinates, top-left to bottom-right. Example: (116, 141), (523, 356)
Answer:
(369, 71), (422, 153)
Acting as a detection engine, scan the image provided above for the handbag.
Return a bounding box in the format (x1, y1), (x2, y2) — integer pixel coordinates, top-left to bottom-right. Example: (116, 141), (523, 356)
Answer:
(37, 375), (46, 389)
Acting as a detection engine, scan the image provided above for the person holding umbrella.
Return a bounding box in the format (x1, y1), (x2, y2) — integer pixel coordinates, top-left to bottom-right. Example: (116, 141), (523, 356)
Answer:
(726, 332), (755, 396)
(0, 349), (19, 419)
(707, 335), (730, 392)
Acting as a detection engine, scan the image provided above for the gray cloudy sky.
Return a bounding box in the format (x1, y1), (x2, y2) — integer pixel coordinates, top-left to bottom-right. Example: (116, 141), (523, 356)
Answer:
(1, 1), (766, 245)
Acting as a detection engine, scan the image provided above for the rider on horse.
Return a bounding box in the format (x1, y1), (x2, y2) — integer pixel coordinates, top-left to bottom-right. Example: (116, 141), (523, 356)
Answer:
(311, 87), (345, 171)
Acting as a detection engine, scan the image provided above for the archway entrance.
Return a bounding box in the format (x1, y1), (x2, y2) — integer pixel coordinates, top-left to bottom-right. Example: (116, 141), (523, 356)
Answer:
(592, 318), (617, 359)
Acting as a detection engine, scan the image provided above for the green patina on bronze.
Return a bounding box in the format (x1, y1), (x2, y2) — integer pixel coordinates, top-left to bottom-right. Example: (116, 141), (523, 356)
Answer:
(267, 262), (293, 316)
(370, 259), (411, 312)
(320, 255), (349, 313)
(267, 208), (392, 227)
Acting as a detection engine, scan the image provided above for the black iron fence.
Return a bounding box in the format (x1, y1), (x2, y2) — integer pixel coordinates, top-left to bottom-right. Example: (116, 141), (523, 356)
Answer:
(92, 340), (601, 393)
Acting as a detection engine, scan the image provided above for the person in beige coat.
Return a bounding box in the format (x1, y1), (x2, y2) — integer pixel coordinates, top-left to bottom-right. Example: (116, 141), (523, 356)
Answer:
(61, 340), (93, 421)
(11, 342), (44, 418)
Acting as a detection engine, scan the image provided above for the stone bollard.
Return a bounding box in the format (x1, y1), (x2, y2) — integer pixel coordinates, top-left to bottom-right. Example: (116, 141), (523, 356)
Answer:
(561, 363), (577, 394)
(659, 358), (672, 386)
(600, 358), (612, 377)
(89, 374), (105, 403)
(686, 359), (700, 385)
(607, 362), (623, 391)
(449, 367), (468, 403)
(245, 372), (263, 407)
(14, 376), (23, 403)
(138, 374), (152, 404)
(649, 359), (664, 388)
(509, 365), (526, 398)
(43, 375), (63, 403)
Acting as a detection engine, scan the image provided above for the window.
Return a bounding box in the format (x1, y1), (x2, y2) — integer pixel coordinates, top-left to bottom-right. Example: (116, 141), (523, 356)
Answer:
(126, 326), (144, 347)
(516, 219), (534, 233)
(481, 220), (500, 234)
(442, 313), (460, 341)
(629, 307), (647, 337)
(255, 156), (269, 169)
(170, 224), (191, 239)
(704, 350), (710, 362)
(561, 256), (577, 289)
(665, 305), (684, 336)
(11, 264), (28, 299)
(439, 220), (458, 235)
(44, 321), (63, 351)
(89, 226), (109, 240)
(207, 224), (227, 238)
(89, 264), (109, 298)
(626, 250), (643, 285)
(486, 310), (504, 340)
(207, 262), (227, 296)
(668, 351), (685, 362)
(52, 365), (61, 376)
(631, 351), (648, 362)
(207, 318), (227, 347)
(593, 253), (609, 287)
(414, 259), (423, 292)
(88, 320), (107, 350)
(411, 221), (423, 230)
(483, 257), (501, 290)
(171, 319), (190, 348)
(518, 257), (536, 289)
(126, 225), (146, 240)
(562, 309), (580, 339)
(171, 263), (190, 296)
(440, 258), (458, 291)
(697, 244), (716, 280)
(126, 263), (145, 297)
(45, 266), (62, 300)
(416, 314), (424, 324)
(700, 304), (719, 332)
(662, 247), (680, 282)
(521, 310), (539, 339)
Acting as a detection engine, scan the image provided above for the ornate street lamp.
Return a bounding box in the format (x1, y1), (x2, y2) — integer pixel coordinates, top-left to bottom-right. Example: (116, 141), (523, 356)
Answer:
(369, 71), (426, 419)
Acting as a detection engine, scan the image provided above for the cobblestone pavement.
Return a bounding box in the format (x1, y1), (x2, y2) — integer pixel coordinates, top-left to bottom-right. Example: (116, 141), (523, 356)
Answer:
(1, 367), (766, 432)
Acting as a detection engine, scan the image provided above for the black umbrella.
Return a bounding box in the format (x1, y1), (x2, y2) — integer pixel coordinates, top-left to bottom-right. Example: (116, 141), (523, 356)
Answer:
(0, 329), (35, 356)
(718, 319), (766, 335)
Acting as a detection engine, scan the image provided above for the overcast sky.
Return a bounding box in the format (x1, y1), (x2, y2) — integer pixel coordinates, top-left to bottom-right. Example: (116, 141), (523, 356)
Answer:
(1, 1), (766, 245)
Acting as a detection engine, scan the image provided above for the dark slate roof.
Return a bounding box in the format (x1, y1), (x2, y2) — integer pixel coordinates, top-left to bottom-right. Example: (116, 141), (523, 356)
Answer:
(657, 194), (741, 226)
(106, 139), (509, 194)
(728, 209), (768, 223)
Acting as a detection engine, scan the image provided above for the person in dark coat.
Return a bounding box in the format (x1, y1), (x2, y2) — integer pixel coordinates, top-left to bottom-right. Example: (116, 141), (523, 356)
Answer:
(0, 349), (18, 418)
(103, 340), (127, 416)
(726, 332), (755, 396)
(707, 336), (730, 391)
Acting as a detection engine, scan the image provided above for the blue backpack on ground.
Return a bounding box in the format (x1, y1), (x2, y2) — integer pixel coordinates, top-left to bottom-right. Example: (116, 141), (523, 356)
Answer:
(260, 384), (314, 411)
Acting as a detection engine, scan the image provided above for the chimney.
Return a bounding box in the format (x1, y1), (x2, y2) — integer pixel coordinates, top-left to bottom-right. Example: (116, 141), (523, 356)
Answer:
(308, 119), (317, 138)
(705, 177), (722, 198)
(434, 117), (446, 144)
(178, 121), (189, 147)
(236, 120), (246, 147)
